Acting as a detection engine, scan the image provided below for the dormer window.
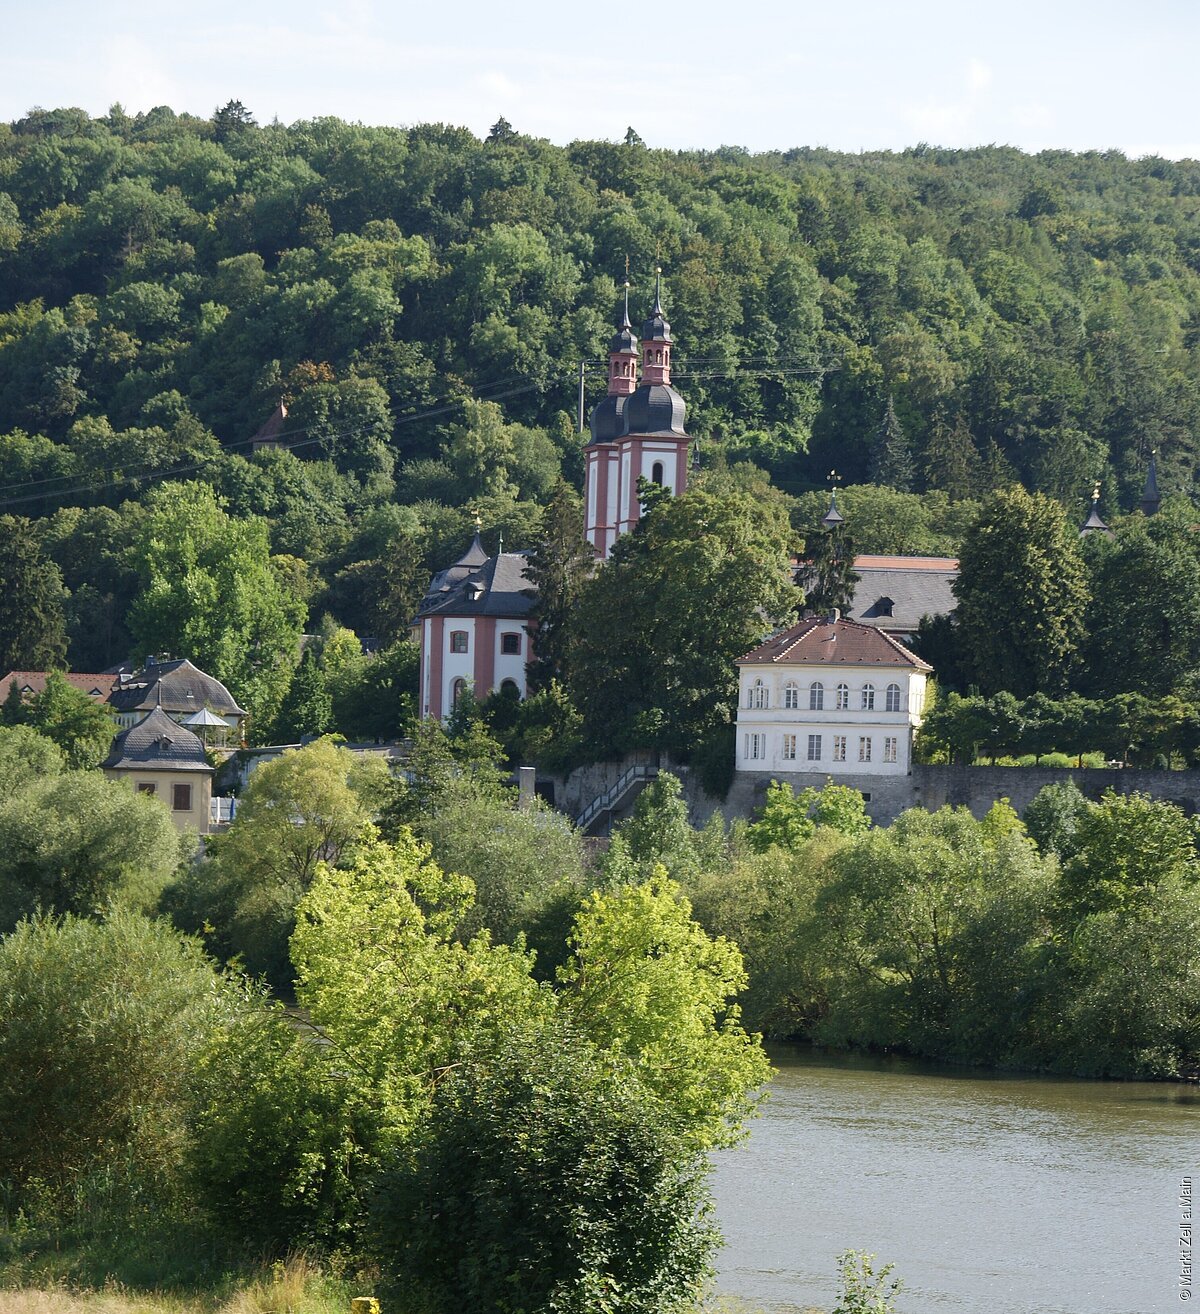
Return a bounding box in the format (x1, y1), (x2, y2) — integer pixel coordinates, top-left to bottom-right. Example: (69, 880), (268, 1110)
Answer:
(875, 597), (895, 617)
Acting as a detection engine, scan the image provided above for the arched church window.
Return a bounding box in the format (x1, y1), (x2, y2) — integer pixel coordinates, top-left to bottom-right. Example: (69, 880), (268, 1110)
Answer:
(452, 677), (468, 706)
(500, 678), (520, 698)
(651, 461), (664, 485)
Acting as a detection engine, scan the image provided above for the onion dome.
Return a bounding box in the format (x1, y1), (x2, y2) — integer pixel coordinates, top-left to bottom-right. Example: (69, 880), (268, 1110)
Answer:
(641, 268), (671, 343)
(610, 282), (638, 354)
(624, 382), (686, 437)
(589, 394), (628, 443)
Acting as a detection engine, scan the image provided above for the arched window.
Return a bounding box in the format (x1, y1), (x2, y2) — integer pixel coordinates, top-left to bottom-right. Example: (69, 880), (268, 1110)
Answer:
(784, 681), (799, 710)
(651, 461), (664, 485)
(656, 348), (663, 364)
(886, 683), (902, 712)
(808, 681), (823, 711)
(750, 678), (768, 710)
(861, 684), (875, 711)
(451, 677), (468, 706)
(836, 683), (850, 711)
(500, 678), (520, 698)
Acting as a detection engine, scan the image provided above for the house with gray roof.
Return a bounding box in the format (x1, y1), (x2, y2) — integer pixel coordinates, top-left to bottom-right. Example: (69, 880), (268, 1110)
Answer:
(414, 532), (536, 719)
(845, 554), (959, 643)
(102, 706), (215, 833)
(108, 658), (247, 737)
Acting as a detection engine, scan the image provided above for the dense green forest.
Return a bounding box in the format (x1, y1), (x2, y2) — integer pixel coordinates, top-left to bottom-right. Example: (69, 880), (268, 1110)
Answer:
(5, 103), (1200, 708)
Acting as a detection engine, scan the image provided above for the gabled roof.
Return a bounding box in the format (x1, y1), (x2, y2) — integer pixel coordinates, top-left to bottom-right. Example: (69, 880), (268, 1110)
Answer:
(107, 659), (247, 717)
(737, 615), (932, 671)
(417, 545), (537, 621)
(0, 671), (115, 700)
(103, 706), (213, 773)
(846, 555), (958, 634)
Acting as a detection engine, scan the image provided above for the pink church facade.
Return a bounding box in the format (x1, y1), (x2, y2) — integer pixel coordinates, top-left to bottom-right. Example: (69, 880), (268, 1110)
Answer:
(414, 275), (692, 718)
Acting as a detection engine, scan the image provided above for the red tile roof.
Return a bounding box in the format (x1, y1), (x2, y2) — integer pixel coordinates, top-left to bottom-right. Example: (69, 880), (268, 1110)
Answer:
(737, 617), (932, 671)
(854, 554), (959, 571)
(0, 671), (116, 700)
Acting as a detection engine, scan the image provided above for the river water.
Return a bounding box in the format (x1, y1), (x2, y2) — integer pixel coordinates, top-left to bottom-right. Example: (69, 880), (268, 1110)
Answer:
(709, 1047), (1199, 1314)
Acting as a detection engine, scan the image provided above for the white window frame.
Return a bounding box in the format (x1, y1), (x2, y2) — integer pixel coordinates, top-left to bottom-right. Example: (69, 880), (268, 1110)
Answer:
(809, 681), (824, 711)
(884, 736), (898, 764)
(861, 683), (875, 711)
(836, 683), (850, 711)
(858, 736), (872, 763)
(886, 683), (902, 713)
(833, 735), (847, 762)
(807, 734), (821, 762)
(784, 682), (799, 710)
(782, 733), (797, 761)
(750, 678), (768, 710)
(744, 732), (765, 761)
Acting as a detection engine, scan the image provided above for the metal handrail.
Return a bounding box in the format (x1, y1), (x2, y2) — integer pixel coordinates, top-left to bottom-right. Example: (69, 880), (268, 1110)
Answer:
(574, 761), (658, 832)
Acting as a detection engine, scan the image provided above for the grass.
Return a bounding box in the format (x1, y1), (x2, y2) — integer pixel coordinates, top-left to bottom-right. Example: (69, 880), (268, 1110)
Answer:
(0, 1257), (365, 1314)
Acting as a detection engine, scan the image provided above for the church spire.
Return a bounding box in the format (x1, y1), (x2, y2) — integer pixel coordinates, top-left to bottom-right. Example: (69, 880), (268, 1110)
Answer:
(640, 268), (672, 386)
(1139, 451), (1161, 516)
(821, 472), (845, 528)
(1079, 483), (1113, 539)
(605, 281), (638, 398)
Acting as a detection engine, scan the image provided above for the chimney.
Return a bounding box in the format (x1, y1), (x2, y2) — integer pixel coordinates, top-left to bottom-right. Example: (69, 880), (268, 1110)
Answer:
(825, 609), (841, 625)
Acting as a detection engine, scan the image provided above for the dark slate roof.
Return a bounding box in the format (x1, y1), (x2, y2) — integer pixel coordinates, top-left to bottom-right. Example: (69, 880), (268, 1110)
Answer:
(820, 492), (845, 528)
(589, 393), (629, 444)
(103, 706), (214, 773)
(609, 287), (638, 354)
(624, 382), (687, 438)
(417, 547), (537, 620)
(1079, 503), (1113, 537)
(845, 555), (959, 635)
(641, 272), (671, 342)
(107, 659), (247, 718)
(738, 616), (932, 671)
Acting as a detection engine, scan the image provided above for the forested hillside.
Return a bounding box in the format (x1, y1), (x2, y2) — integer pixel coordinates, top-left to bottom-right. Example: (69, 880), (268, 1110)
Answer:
(4, 101), (1200, 718)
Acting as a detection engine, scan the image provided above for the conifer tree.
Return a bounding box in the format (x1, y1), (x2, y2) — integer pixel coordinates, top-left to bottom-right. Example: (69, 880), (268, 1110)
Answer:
(0, 517), (68, 672)
(795, 521), (860, 615)
(870, 396), (915, 491)
(272, 649), (333, 743)
(923, 408), (980, 499)
(524, 481), (595, 692)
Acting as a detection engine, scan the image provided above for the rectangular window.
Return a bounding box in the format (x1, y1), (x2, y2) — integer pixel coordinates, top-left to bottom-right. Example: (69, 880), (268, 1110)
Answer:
(884, 736), (898, 764)
(784, 684), (799, 710)
(172, 782), (192, 812)
(833, 735), (846, 762)
(782, 733), (797, 761)
(807, 734), (821, 762)
(136, 782), (156, 795)
(450, 630), (469, 654)
(744, 732), (765, 761)
(500, 631), (521, 655)
(858, 736), (872, 763)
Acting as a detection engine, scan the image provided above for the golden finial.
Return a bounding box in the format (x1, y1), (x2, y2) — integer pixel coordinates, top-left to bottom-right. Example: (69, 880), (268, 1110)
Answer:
(1092, 482), (1101, 502)
(471, 508), (482, 531)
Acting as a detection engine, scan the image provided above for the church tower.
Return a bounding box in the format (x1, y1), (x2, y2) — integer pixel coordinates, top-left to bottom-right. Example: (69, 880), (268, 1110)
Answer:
(584, 271), (690, 559)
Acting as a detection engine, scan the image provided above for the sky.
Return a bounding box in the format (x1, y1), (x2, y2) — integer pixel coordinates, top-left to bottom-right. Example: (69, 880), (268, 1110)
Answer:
(4, 0), (1200, 158)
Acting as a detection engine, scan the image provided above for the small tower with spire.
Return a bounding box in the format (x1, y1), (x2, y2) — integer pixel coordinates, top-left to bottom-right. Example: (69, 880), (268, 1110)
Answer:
(583, 269), (691, 559)
(1079, 483), (1114, 539)
(1139, 452), (1161, 517)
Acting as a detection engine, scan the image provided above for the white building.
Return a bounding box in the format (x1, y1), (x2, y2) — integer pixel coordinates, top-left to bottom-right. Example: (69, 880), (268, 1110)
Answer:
(735, 613), (931, 778)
